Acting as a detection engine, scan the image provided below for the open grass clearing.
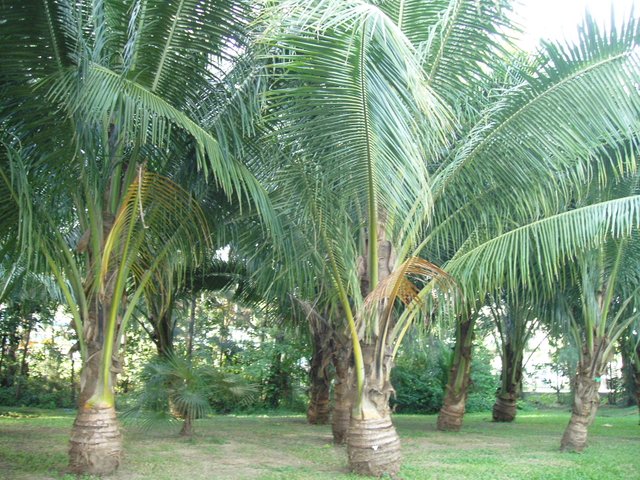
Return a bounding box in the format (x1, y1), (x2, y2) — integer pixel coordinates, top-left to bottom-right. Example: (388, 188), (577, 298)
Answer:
(0, 407), (638, 479)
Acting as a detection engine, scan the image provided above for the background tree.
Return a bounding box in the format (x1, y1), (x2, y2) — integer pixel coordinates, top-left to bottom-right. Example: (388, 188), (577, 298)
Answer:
(0, 0), (274, 475)
(488, 292), (541, 422)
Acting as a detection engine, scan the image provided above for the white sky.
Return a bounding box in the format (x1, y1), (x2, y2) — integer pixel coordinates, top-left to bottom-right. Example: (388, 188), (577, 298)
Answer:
(517, 0), (640, 51)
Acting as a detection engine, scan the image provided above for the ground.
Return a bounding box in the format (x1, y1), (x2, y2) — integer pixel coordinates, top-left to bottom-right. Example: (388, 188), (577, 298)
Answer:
(0, 407), (638, 479)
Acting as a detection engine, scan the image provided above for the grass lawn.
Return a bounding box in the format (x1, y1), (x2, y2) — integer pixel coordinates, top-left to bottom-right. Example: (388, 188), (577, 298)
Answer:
(0, 406), (638, 479)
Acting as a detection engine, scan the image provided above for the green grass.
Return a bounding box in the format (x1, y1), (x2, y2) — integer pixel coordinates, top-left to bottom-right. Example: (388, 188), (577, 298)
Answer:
(0, 406), (638, 479)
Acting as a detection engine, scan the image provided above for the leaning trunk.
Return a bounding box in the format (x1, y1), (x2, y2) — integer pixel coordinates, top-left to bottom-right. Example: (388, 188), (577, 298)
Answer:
(560, 342), (606, 452)
(492, 339), (523, 422)
(307, 327), (332, 425)
(437, 313), (475, 432)
(347, 344), (401, 477)
(331, 340), (353, 444)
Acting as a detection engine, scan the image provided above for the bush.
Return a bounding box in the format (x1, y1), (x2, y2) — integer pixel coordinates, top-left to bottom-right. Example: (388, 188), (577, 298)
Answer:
(391, 336), (449, 414)
(466, 345), (500, 413)
(391, 336), (499, 414)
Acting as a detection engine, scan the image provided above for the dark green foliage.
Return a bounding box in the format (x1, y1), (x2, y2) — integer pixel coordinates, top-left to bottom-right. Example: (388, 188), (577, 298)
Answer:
(222, 329), (310, 413)
(391, 336), (449, 414)
(466, 345), (500, 412)
(392, 336), (499, 414)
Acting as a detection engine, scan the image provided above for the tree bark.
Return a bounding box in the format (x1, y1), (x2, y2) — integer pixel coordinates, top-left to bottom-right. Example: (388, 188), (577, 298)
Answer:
(180, 415), (193, 437)
(69, 404), (121, 475)
(331, 339), (353, 444)
(307, 321), (333, 425)
(437, 312), (475, 432)
(560, 342), (606, 452)
(69, 277), (123, 475)
(347, 343), (401, 477)
(492, 340), (523, 422)
(69, 338), (122, 474)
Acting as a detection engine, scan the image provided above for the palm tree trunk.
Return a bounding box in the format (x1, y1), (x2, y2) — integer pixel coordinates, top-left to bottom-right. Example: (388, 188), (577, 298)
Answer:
(69, 301), (122, 475)
(632, 344), (640, 422)
(307, 327), (332, 425)
(560, 341), (607, 452)
(347, 344), (401, 477)
(331, 339), (353, 444)
(437, 313), (475, 431)
(493, 340), (523, 422)
(180, 415), (193, 437)
(15, 314), (34, 401)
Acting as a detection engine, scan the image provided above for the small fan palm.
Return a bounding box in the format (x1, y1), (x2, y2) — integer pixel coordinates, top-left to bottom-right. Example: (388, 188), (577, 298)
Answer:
(124, 353), (256, 437)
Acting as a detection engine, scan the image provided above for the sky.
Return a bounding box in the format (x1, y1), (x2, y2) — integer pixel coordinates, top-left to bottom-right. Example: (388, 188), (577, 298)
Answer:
(516, 0), (640, 51)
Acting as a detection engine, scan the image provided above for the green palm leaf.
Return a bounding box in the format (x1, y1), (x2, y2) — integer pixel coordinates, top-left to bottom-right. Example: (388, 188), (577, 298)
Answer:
(446, 194), (640, 296)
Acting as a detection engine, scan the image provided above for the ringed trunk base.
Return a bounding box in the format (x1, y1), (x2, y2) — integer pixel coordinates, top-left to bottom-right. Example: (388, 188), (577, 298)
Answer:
(492, 395), (517, 422)
(307, 397), (331, 425)
(69, 405), (122, 475)
(332, 404), (351, 444)
(560, 415), (590, 452)
(347, 416), (401, 477)
(437, 403), (465, 432)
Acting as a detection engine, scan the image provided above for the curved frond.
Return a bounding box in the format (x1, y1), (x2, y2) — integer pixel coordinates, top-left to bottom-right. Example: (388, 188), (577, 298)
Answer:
(446, 195), (640, 296)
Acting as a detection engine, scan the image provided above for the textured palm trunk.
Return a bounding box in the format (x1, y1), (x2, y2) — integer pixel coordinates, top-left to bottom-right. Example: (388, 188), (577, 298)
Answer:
(68, 308), (122, 475)
(493, 340), (523, 422)
(69, 403), (121, 474)
(331, 341), (353, 444)
(180, 415), (193, 437)
(307, 322), (333, 425)
(69, 215), (123, 476)
(307, 374), (331, 425)
(347, 344), (401, 477)
(437, 313), (475, 432)
(560, 341), (606, 452)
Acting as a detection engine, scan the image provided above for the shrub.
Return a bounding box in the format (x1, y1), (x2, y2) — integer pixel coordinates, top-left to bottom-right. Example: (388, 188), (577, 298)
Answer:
(391, 336), (499, 414)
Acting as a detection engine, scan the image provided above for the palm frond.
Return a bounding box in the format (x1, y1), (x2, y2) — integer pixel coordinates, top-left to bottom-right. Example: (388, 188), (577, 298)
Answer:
(431, 14), (640, 222)
(381, 0), (515, 103)
(446, 195), (640, 297)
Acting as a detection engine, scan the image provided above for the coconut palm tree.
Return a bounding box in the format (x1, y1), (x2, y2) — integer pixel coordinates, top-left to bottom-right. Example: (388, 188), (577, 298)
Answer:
(487, 292), (542, 423)
(256, 0), (640, 474)
(0, 0), (275, 474)
(546, 238), (640, 451)
(548, 176), (640, 451)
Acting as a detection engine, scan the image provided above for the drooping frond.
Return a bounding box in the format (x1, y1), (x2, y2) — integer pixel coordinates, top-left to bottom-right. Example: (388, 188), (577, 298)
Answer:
(258, 0), (452, 276)
(421, 14), (640, 260)
(101, 169), (211, 295)
(446, 195), (640, 297)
